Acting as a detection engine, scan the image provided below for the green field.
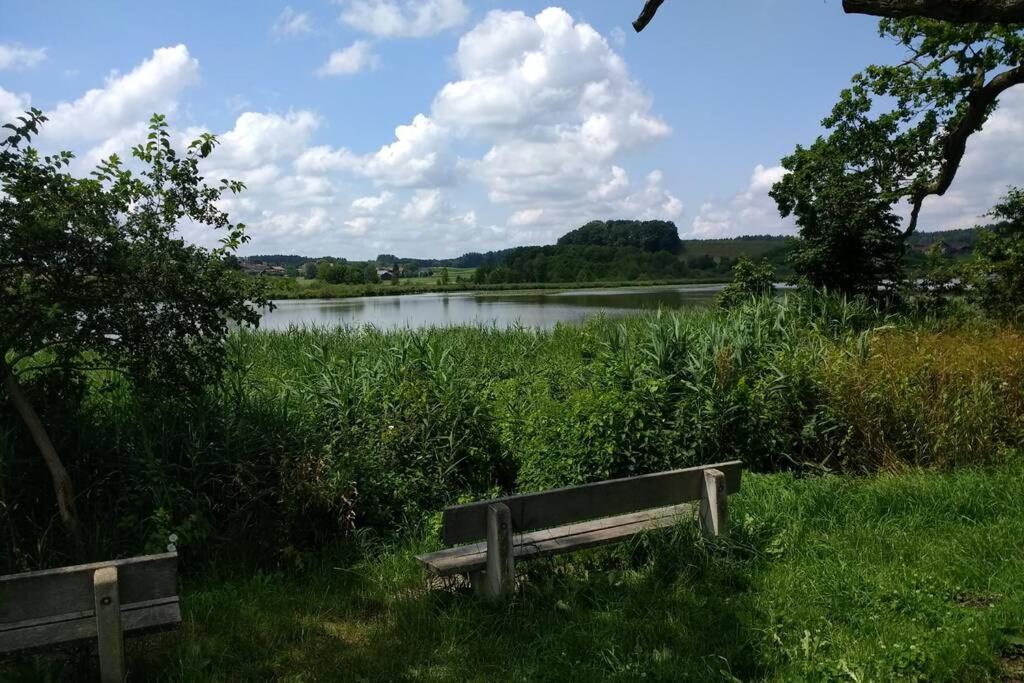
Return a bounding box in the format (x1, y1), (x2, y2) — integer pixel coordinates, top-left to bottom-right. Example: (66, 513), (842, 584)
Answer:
(402, 266), (478, 286)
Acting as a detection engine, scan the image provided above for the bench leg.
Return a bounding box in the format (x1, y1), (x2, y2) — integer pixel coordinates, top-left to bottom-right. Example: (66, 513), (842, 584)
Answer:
(475, 503), (514, 601)
(469, 570), (485, 597)
(93, 566), (125, 683)
(699, 468), (728, 538)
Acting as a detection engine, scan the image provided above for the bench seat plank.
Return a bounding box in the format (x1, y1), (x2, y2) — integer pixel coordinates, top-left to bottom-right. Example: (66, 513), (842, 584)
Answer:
(417, 503), (692, 576)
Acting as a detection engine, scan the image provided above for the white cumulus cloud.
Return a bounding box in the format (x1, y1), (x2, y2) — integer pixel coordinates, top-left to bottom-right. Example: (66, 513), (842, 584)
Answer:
(338, 0), (468, 38)
(317, 41), (379, 76)
(273, 7), (314, 36)
(0, 44), (47, 70)
(216, 110), (320, 168)
(2, 14), (688, 256)
(690, 164), (792, 238)
(509, 208), (545, 226)
(0, 86), (30, 123)
(44, 45), (198, 143)
(352, 191), (393, 212)
(329, 7), (679, 245)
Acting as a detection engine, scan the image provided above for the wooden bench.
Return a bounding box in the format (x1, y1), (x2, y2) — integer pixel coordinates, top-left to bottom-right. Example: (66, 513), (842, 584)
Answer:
(0, 552), (181, 682)
(417, 461), (742, 600)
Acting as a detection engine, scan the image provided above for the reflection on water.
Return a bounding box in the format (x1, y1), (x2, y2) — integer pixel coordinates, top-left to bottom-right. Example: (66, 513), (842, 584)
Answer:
(258, 284), (728, 331)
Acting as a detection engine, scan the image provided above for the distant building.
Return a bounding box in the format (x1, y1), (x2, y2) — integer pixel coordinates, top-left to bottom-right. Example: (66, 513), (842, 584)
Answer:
(242, 261), (287, 277)
(377, 268), (395, 281)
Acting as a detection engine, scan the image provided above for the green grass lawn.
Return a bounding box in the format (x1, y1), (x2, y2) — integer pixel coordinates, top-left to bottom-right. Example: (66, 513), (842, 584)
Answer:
(12, 456), (1023, 681)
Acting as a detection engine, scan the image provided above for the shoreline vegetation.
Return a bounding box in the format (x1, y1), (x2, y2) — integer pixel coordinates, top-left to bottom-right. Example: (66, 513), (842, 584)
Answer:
(262, 276), (732, 301)
(249, 223), (980, 302)
(5, 294), (1022, 566)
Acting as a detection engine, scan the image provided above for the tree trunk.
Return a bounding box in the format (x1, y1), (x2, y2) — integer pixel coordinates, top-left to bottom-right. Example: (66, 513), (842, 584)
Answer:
(1, 358), (80, 540)
(842, 0), (1024, 23)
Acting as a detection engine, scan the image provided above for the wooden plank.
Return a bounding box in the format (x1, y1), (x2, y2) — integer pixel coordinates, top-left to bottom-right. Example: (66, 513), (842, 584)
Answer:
(420, 503), (693, 576)
(422, 504), (690, 569)
(0, 553), (178, 625)
(93, 567), (125, 683)
(0, 598), (180, 654)
(431, 510), (685, 576)
(442, 462), (742, 545)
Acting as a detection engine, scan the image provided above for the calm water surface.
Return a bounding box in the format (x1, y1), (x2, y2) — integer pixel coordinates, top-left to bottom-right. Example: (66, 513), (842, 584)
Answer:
(259, 284), (728, 331)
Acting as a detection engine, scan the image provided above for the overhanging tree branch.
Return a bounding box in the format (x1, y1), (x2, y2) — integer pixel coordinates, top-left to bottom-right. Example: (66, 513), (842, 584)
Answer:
(843, 0), (1024, 23)
(634, 1), (1024, 32)
(905, 63), (1024, 235)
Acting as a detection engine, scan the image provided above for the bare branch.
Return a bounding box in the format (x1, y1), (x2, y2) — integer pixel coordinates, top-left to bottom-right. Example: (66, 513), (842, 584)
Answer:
(633, 0), (666, 33)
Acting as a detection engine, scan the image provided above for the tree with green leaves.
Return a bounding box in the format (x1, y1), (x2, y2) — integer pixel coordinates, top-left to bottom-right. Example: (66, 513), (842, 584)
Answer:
(771, 18), (1024, 294)
(1, 110), (267, 538)
(970, 186), (1024, 320)
(771, 154), (905, 295)
(717, 256), (776, 308)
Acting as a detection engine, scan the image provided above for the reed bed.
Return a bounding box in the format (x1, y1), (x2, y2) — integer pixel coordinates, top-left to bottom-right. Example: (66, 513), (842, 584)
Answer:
(1, 294), (1020, 571)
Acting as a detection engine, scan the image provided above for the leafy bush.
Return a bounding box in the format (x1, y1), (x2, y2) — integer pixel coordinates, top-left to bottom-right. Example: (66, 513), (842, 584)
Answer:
(717, 256), (775, 309)
(970, 187), (1024, 323)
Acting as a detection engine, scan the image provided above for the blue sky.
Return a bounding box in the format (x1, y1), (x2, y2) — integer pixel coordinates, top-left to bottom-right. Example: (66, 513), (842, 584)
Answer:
(2, 1), (1021, 258)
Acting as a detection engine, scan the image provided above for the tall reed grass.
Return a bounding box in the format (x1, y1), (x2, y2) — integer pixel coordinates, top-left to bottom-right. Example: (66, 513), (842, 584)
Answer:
(1, 294), (1020, 571)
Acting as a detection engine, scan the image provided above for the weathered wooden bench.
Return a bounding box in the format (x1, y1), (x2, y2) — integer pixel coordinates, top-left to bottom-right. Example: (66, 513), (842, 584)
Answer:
(417, 461), (742, 600)
(0, 552), (181, 681)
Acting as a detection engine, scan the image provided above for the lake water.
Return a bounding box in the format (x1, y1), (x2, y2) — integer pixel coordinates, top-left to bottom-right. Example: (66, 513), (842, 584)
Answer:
(258, 284), (728, 331)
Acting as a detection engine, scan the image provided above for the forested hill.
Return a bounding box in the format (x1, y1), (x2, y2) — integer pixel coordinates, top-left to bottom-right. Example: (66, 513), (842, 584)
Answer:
(557, 220), (682, 252)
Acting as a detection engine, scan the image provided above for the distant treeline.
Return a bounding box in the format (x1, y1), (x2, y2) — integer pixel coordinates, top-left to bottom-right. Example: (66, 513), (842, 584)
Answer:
(246, 223), (983, 285)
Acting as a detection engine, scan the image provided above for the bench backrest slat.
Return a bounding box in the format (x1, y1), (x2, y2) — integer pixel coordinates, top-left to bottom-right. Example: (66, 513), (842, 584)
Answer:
(0, 598), (180, 653)
(0, 553), (178, 626)
(442, 461), (742, 545)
